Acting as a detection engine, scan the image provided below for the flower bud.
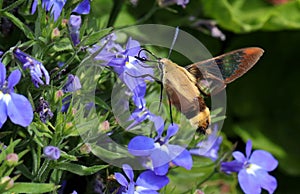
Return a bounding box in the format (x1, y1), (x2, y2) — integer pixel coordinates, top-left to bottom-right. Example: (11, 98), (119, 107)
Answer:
(0, 176), (14, 190)
(51, 28), (61, 39)
(99, 120), (110, 132)
(6, 153), (18, 166)
(80, 143), (91, 154)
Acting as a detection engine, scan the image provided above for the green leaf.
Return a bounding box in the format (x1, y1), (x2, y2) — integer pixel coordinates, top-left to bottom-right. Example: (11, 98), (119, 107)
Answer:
(201, 0), (300, 33)
(9, 183), (57, 193)
(55, 163), (108, 176)
(2, 11), (34, 39)
(82, 27), (113, 46)
(233, 126), (286, 158)
(165, 156), (216, 193)
(0, 139), (21, 162)
(51, 38), (73, 52)
(0, 0), (26, 12)
(59, 150), (78, 161)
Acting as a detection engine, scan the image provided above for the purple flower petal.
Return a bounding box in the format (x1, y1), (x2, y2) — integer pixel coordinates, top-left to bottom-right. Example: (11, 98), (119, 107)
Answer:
(13, 49), (50, 87)
(169, 145), (193, 170)
(31, 0), (38, 14)
(72, 0), (90, 15)
(150, 147), (171, 175)
(125, 38), (143, 56)
(192, 136), (222, 161)
(136, 170), (169, 190)
(7, 93), (33, 127)
(164, 124), (179, 142)
(149, 115), (164, 137)
(153, 163), (169, 176)
(63, 74), (81, 92)
(249, 150), (278, 171)
(245, 140), (252, 159)
(122, 164), (134, 182)
(43, 146), (60, 160)
(0, 63), (6, 86)
(114, 172), (128, 187)
(0, 99), (7, 128)
(69, 15), (82, 46)
(256, 169), (277, 194)
(221, 160), (243, 173)
(238, 169), (261, 194)
(128, 182), (135, 193)
(40, 63), (50, 85)
(7, 70), (21, 89)
(232, 151), (246, 163)
(44, 0), (67, 21)
(132, 95), (146, 109)
(128, 136), (155, 156)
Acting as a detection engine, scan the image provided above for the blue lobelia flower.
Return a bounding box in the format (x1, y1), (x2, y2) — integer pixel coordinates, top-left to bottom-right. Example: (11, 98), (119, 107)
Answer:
(114, 164), (169, 194)
(68, 15), (82, 46)
(61, 74), (81, 113)
(31, 0), (67, 21)
(190, 135), (223, 161)
(128, 123), (193, 175)
(0, 62), (33, 128)
(72, 0), (91, 15)
(13, 48), (50, 88)
(43, 145), (61, 160)
(69, 0), (91, 46)
(221, 140), (278, 194)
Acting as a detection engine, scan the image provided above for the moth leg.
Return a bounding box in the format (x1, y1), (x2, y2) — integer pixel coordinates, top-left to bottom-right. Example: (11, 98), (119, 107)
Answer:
(158, 82), (163, 111)
(167, 93), (174, 125)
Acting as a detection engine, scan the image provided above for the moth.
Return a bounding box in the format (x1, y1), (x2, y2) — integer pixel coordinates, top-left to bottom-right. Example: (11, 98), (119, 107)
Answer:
(135, 47), (264, 134)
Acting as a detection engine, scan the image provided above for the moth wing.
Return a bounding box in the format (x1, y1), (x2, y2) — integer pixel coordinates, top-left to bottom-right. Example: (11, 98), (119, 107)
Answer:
(185, 47), (264, 95)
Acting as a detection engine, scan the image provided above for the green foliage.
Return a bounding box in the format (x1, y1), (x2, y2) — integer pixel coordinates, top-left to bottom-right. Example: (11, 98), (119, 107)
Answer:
(201, 0), (300, 33)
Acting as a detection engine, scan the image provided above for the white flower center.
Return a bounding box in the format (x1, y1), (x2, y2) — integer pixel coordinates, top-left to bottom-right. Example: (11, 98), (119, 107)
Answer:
(246, 163), (262, 175)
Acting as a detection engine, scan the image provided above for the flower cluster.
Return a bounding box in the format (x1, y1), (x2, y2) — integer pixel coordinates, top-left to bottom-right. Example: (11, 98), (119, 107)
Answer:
(31, 0), (90, 21)
(115, 164), (169, 194)
(89, 34), (155, 127)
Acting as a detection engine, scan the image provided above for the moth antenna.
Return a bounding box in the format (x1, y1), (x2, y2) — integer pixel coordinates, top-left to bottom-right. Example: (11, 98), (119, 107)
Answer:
(136, 48), (159, 61)
(168, 27), (179, 59)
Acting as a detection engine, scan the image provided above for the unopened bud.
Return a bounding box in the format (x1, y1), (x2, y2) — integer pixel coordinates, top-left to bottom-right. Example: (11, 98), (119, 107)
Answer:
(0, 176), (14, 190)
(6, 153), (18, 166)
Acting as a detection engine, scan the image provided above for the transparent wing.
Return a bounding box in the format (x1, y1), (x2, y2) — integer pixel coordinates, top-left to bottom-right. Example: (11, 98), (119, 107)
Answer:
(185, 47), (264, 95)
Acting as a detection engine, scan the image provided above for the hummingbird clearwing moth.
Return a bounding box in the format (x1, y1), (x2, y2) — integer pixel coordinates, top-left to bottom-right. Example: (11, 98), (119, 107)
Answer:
(135, 47), (264, 134)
